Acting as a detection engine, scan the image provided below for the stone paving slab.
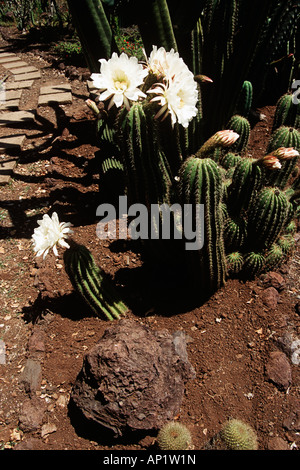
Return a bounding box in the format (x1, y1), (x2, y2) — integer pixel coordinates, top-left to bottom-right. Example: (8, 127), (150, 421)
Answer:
(0, 158), (18, 184)
(40, 83), (71, 95)
(0, 135), (25, 152)
(0, 55), (19, 64)
(9, 66), (38, 75)
(87, 80), (98, 92)
(4, 90), (22, 100)
(0, 52), (16, 57)
(13, 71), (41, 81)
(38, 91), (72, 106)
(0, 99), (20, 110)
(5, 80), (34, 90)
(2, 60), (27, 68)
(0, 110), (35, 126)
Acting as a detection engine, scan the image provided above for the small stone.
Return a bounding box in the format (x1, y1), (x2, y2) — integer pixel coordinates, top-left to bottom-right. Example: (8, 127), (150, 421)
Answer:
(261, 287), (280, 309)
(41, 422), (57, 438)
(267, 436), (290, 450)
(283, 410), (300, 432)
(261, 272), (286, 291)
(19, 358), (42, 395)
(18, 397), (46, 432)
(265, 351), (292, 391)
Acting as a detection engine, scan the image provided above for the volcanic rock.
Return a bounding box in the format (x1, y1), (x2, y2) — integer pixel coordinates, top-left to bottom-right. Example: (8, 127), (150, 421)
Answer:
(70, 319), (196, 437)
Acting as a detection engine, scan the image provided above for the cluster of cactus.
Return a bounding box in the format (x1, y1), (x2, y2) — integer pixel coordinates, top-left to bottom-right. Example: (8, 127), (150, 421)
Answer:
(65, 1), (300, 303)
(220, 114), (300, 280)
(156, 422), (192, 450)
(63, 242), (128, 321)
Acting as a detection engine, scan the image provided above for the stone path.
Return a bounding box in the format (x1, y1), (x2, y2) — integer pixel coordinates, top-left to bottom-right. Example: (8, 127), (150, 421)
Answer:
(0, 48), (73, 184)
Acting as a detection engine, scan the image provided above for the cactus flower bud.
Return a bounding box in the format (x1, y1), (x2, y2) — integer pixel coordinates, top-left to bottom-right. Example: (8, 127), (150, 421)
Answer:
(194, 74), (213, 83)
(261, 155), (282, 169)
(273, 147), (300, 160)
(216, 129), (240, 146)
(85, 99), (100, 115)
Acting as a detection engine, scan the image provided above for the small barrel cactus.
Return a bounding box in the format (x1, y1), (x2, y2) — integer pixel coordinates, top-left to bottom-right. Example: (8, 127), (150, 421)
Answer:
(157, 422), (192, 450)
(220, 418), (258, 450)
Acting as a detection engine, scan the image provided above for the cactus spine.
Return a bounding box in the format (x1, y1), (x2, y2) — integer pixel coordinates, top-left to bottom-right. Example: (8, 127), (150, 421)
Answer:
(63, 243), (128, 321)
(178, 156), (226, 295)
(157, 422), (192, 450)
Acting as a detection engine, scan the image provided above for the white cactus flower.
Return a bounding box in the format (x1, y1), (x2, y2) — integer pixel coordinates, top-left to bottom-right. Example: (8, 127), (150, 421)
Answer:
(32, 212), (73, 259)
(147, 46), (198, 128)
(91, 52), (148, 110)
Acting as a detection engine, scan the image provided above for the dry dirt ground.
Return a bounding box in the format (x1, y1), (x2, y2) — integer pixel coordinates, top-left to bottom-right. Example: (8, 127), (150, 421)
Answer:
(0, 26), (299, 454)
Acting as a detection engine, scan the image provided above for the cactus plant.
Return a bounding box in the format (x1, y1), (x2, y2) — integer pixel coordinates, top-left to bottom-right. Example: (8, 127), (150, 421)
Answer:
(242, 251), (265, 278)
(157, 422), (192, 450)
(247, 186), (290, 251)
(226, 115), (251, 153)
(220, 419), (258, 450)
(236, 80), (253, 118)
(63, 243), (128, 321)
(178, 156), (227, 295)
(272, 93), (300, 131)
(226, 251), (244, 276)
(266, 126), (300, 154)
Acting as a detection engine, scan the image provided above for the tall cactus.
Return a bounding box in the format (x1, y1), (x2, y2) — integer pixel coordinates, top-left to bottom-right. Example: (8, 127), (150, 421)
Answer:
(64, 243), (128, 321)
(178, 156), (226, 296)
(66, 0), (118, 71)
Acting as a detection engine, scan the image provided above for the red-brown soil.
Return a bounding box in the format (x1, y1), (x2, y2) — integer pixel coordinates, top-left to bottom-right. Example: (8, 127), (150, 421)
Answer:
(0, 26), (299, 453)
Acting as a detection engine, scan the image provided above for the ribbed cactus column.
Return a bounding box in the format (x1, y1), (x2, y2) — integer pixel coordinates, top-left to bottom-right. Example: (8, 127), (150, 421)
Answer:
(178, 156), (226, 296)
(266, 126), (300, 153)
(272, 93), (300, 131)
(116, 102), (173, 209)
(226, 114), (251, 153)
(247, 186), (290, 251)
(64, 243), (128, 321)
(226, 157), (263, 216)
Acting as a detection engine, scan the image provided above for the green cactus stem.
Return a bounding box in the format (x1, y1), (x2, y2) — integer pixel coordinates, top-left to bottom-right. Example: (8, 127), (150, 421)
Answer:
(242, 252), (265, 278)
(157, 422), (192, 451)
(266, 126), (300, 154)
(116, 102), (173, 209)
(226, 251), (244, 276)
(226, 157), (263, 216)
(247, 186), (290, 251)
(272, 93), (300, 132)
(226, 114), (251, 153)
(63, 243), (128, 321)
(264, 243), (284, 271)
(66, 0), (118, 71)
(277, 233), (295, 255)
(224, 215), (248, 251)
(236, 80), (253, 118)
(178, 156), (227, 295)
(220, 152), (242, 171)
